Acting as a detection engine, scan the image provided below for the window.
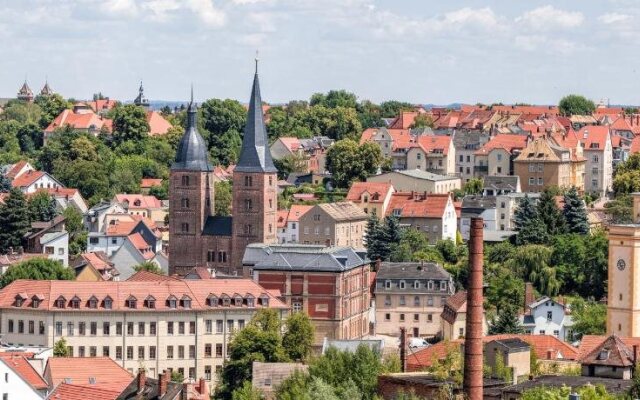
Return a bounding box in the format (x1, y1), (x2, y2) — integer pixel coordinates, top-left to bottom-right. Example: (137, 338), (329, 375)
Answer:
(593, 155), (599, 163)
(7, 319), (13, 333)
(529, 177), (534, 185)
(78, 322), (86, 336)
(553, 330), (560, 337)
(181, 175), (190, 186)
(427, 281), (433, 290)
(181, 198), (189, 208)
(168, 322), (174, 335)
(414, 296), (420, 306)
(205, 344), (212, 357)
(78, 346), (85, 357)
(45, 246), (54, 254)
(116, 322), (123, 335)
(90, 346), (97, 357)
(28, 320), (34, 334)
(148, 322), (156, 336)
(399, 296), (406, 306)
(205, 320), (213, 334)
(440, 281), (447, 291)
(399, 280), (406, 289)
(538, 177), (543, 186)
(127, 322), (134, 336)
(167, 297), (177, 309)
(189, 321), (196, 334)
(71, 297), (80, 309)
(66, 322), (74, 336)
(244, 176), (252, 187)
(126, 297), (137, 309)
(17, 320), (24, 334)
(103, 346), (110, 357)
(138, 347), (145, 359)
(244, 199), (252, 211)
(428, 314), (433, 322)
(414, 314), (419, 322)
(179, 322), (185, 334)
(239, 319), (245, 330)
(183, 297), (192, 309)
(384, 296), (391, 306)
(399, 314), (405, 322)
(167, 346), (173, 359)
(127, 346), (134, 360)
(111, 238), (117, 245)
(55, 321), (62, 335)
(205, 366), (212, 381)
(189, 345), (196, 359)
(181, 223), (189, 233)
(104, 297), (113, 309)
(547, 311), (553, 321)
(413, 281), (420, 289)
(385, 280), (391, 289)
(441, 297), (446, 306)
(540, 330), (546, 335)
(149, 346), (156, 360)
(216, 343), (223, 357)
(138, 322), (145, 336)
(88, 297), (98, 309)
(427, 296), (434, 306)
(145, 297), (156, 309)
(497, 167), (502, 174)
(39, 321), (45, 335)
(178, 345), (185, 359)
(385, 313), (390, 321)
(216, 320), (223, 333)
(227, 320), (234, 333)
(116, 346), (123, 360)
(90, 322), (97, 336)
(292, 301), (303, 313)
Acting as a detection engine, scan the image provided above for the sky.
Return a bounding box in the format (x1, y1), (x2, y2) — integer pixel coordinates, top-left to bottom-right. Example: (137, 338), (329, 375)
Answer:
(1, 0), (639, 105)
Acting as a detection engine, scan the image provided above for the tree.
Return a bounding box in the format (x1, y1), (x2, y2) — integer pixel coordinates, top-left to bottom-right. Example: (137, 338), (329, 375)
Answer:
(34, 93), (71, 128)
(522, 384), (615, 400)
(462, 178), (483, 195)
(0, 188), (31, 253)
(0, 174), (11, 192)
(275, 370), (311, 400)
(53, 337), (70, 357)
(514, 195), (537, 230)
(133, 261), (164, 275)
(536, 189), (565, 236)
(409, 114), (434, 129)
(111, 104), (150, 145)
(435, 239), (459, 264)
(558, 94), (596, 116)
(310, 90), (357, 109)
(215, 181), (232, 216)
(489, 305), (524, 335)
(427, 342), (463, 384)
(507, 245), (559, 296)
(379, 101), (414, 118)
(0, 258), (74, 288)
(148, 181), (169, 200)
(563, 187), (589, 234)
(273, 153), (308, 179)
(365, 213), (386, 261)
(200, 98), (246, 165)
(603, 195), (632, 224)
(282, 312), (315, 361)
(232, 381), (263, 400)
(570, 298), (606, 339)
(171, 370), (184, 383)
(27, 191), (58, 222)
(325, 139), (383, 188)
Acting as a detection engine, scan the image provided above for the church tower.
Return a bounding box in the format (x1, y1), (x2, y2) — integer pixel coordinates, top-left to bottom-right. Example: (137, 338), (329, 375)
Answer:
(607, 193), (640, 336)
(168, 93), (214, 275)
(231, 60), (278, 271)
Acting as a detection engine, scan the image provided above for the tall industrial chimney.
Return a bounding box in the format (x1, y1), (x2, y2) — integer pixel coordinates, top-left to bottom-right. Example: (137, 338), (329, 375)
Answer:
(463, 217), (484, 400)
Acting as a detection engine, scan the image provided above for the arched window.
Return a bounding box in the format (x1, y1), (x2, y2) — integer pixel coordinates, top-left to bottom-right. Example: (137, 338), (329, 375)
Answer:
(182, 175), (190, 186)
(244, 176), (252, 187)
(181, 198), (189, 208)
(181, 223), (189, 233)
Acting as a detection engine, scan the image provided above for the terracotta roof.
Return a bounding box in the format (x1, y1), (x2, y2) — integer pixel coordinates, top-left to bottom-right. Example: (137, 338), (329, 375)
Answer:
(286, 205), (313, 223)
(316, 202), (368, 221)
(76, 252), (115, 276)
(412, 135), (452, 155)
(0, 253), (46, 267)
(346, 182), (393, 203)
(610, 116), (633, 132)
(580, 335), (634, 367)
(44, 109), (111, 133)
(46, 357), (132, 392)
(47, 383), (120, 400)
(445, 290), (467, 312)
(12, 170), (46, 188)
(87, 99), (118, 113)
(0, 353), (48, 390)
(186, 266), (213, 279)
(126, 270), (180, 282)
(105, 220), (138, 236)
(389, 111), (419, 129)
(140, 178), (163, 188)
(5, 160), (30, 179)
(407, 334), (578, 372)
(114, 194), (162, 209)
(277, 210), (288, 229)
(631, 136), (640, 154)
(578, 335), (640, 361)
(278, 137), (301, 152)
(40, 187), (80, 198)
(0, 279), (288, 311)
(491, 105), (559, 116)
(360, 128), (414, 150)
(146, 111), (172, 136)
(577, 126), (609, 150)
(386, 192), (451, 219)
(475, 134), (527, 155)
(127, 233), (154, 259)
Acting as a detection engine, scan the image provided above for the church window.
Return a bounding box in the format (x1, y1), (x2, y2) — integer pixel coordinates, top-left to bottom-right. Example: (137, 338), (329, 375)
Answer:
(244, 176), (252, 187)
(269, 199), (273, 209)
(207, 251), (215, 262)
(245, 199), (252, 211)
(182, 176), (190, 186)
(181, 223), (189, 233)
(269, 176), (273, 186)
(269, 224), (272, 233)
(244, 225), (253, 235)
(181, 198), (189, 208)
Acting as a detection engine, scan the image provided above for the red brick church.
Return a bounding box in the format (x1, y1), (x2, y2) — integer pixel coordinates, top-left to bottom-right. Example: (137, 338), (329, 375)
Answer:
(168, 67), (278, 276)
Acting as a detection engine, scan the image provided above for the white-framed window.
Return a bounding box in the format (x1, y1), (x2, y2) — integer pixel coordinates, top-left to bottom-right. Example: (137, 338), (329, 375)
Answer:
(413, 281), (420, 289)
(384, 295), (391, 306)
(399, 280), (406, 289)
(292, 301), (302, 313)
(497, 153), (502, 161)
(593, 155), (599, 163)
(528, 164), (536, 172)
(538, 177), (543, 185)
(592, 179), (598, 188)
(385, 280), (391, 289)
(529, 177), (535, 185)
(427, 281), (434, 290)
(427, 296), (433, 306)
(440, 281), (447, 291)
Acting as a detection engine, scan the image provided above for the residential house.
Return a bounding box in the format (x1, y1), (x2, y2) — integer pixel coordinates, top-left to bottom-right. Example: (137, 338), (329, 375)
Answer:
(460, 196), (497, 241)
(513, 137), (585, 193)
(84, 202), (127, 233)
(43, 356), (133, 393)
(580, 335), (634, 380)
(25, 216), (69, 267)
(406, 135), (455, 175)
(12, 170), (64, 194)
(520, 284), (573, 341)
(482, 175), (521, 196)
(42, 187), (88, 213)
(495, 193), (540, 231)
(578, 126), (613, 195)
(298, 202), (368, 248)
(243, 244), (370, 345)
(113, 194), (167, 227)
(44, 109), (112, 141)
(270, 136), (334, 174)
(140, 178), (163, 194)
(441, 290), (489, 340)
(0, 253), (46, 275)
(252, 362), (308, 400)
(386, 192), (457, 244)
(474, 134), (528, 178)
(346, 181), (395, 219)
(367, 170), (460, 195)
(1, 160), (35, 180)
(0, 279), (287, 387)
(374, 262), (454, 338)
(73, 252), (119, 281)
(109, 233), (168, 279)
(276, 205), (313, 244)
(360, 127), (414, 170)
(484, 338), (530, 384)
(118, 369), (209, 399)
(453, 131), (490, 182)
(87, 215), (162, 256)
(0, 353), (48, 399)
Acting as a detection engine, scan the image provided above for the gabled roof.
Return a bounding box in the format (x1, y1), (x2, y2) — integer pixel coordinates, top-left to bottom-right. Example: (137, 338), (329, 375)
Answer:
(115, 194), (162, 209)
(243, 244), (368, 273)
(45, 357), (133, 392)
(577, 126), (609, 150)
(386, 192), (452, 219)
(276, 137), (301, 152)
(411, 135), (452, 155)
(44, 109), (111, 133)
(127, 233), (154, 260)
(126, 270), (180, 282)
(346, 182), (394, 203)
(140, 178), (163, 188)
(475, 134), (528, 155)
(0, 353), (48, 390)
(146, 111), (172, 136)
(444, 290), (467, 312)
(11, 170), (46, 188)
(632, 136), (640, 154)
(47, 383), (120, 400)
(313, 202), (368, 221)
(360, 128), (414, 150)
(5, 160), (31, 179)
(580, 335), (634, 367)
(286, 205), (313, 223)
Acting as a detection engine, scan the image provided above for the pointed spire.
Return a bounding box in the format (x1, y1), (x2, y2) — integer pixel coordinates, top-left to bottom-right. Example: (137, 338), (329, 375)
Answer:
(255, 50), (259, 74)
(235, 61), (277, 173)
(172, 86), (211, 172)
(186, 85), (196, 128)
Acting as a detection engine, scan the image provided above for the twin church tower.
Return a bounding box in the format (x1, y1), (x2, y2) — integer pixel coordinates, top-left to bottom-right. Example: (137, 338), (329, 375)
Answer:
(168, 66), (278, 276)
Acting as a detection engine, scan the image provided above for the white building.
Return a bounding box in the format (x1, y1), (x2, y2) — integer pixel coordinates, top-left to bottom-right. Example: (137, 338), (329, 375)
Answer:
(84, 202), (127, 233)
(520, 296), (573, 341)
(579, 126), (613, 196)
(11, 171), (64, 194)
(276, 205), (313, 244)
(0, 354), (48, 399)
(39, 231), (69, 267)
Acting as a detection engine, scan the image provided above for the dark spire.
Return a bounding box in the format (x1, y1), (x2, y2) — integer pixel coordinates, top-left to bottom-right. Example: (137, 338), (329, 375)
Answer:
(235, 60), (277, 173)
(172, 87), (211, 172)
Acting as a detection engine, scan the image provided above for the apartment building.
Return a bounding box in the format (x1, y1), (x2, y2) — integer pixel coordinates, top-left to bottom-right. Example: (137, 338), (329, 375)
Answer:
(345, 181), (395, 219)
(374, 262), (454, 338)
(298, 202), (368, 248)
(385, 192), (457, 244)
(0, 279), (287, 388)
(405, 135), (456, 175)
(367, 169), (461, 195)
(474, 134), (528, 178)
(578, 126), (613, 195)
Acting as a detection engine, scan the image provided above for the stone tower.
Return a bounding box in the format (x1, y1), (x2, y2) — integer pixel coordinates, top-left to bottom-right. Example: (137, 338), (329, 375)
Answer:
(17, 81), (34, 102)
(231, 62), (278, 271)
(134, 81), (150, 108)
(607, 193), (640, 336)
(168, 95), (214, 275)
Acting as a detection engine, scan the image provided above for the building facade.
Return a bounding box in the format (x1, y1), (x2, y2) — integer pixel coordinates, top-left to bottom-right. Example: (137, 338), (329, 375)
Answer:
(169, 69), (277, 276)
(367, 170), (461, 195)
(298, 202), (368, 248)
(374, 262), (454, 338)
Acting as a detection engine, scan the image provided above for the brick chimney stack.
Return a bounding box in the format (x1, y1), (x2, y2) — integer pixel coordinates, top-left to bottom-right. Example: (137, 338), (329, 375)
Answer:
(158, 370), (169, 397)
(463, 217), (484, 400)
(524, 282), (535, 314)
(399, 327), (408, 372)
(136, 368), (146, 392)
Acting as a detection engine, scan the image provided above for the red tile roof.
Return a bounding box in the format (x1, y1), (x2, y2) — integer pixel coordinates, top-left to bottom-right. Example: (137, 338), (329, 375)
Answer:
(475, 134), (527, 155)
(114, 194), (162, 209)
(146, 111), (172, 136)
(445, 290), (467, 312)
(140, 178), (163, 188)
(278, 137), (301, 152)
(388, 111), (420, 129)
(610, 116), (633, 132)
(40, 187), (80, 198)
(87, 99), (118, 113)
(126, 270), (180, 282)
(385, 192), (451, 219)
(45, 357), (132, 392)
(491, 105), (559, 116)
(44, 109), (111, 133)
(277, 210), (288, 229)
(346, 182), (393, 203)
(12, 170), (46, 188)
(5, 160), (30, 179)
(578, 335), (640, 361)
(127, 233), (154, 259)
(0, 279), (288, 311)
(580, 335), (634, 367)
(577, 126), (609, 150)
(287, 205), (313, 223)
(360, 128), (414, 151)
(78, 252), (113, 271)
(0, 353), (48, 390)
(631, 136), (640, 154)
(412, 135), (452, 155)
(105, 220), (138, 236)
(47, 383), (120, 400)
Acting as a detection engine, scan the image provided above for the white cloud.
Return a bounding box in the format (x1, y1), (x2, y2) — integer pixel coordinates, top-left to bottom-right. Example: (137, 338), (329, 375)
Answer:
(436, 7), (501, 31)
(232, 0), (273, 4)
(599, 12), (632, 24)
(100, 0), (138, 16)
(516, 5), (584, 31)
(248, 12), (278, 33)
(187, 0), (226, 27)
(515, 34), (583, 55)
(141, 0), (181, 22)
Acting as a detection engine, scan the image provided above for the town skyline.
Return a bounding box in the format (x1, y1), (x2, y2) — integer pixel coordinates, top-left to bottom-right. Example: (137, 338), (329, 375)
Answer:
(2, 1), (640, 104)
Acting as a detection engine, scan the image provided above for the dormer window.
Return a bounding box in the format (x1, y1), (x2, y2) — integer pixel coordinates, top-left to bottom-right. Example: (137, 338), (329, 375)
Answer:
(14, 294), (26, 307)
(134, 199), (141, 206)
(222, 295), (231, 307)
(413, 281), (420, 289)
(234, 295), (243, 307)
(207, 295), (218, 307)
(126, 296), (137, 309)
(427, 281), (434, 290)
(103, 296), (113, 309)
(31, 295), (43, 308)
(260, 294), (269, 307)
(145, 296), (156, 309)
(246, 295), (255, 307)
(55, 296), (66, 308)
(167, 295), (177, 309)
(71, 296), (81, 309)
(399, 280), (406, 289)
(181, 295), (192, 309)
(385, 280), (391, 289)
(88, 296), (98, 309)
(598, 349), (610, 361)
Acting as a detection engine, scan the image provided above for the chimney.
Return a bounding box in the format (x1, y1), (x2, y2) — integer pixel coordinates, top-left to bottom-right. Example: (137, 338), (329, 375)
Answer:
(136, 368), (146, 392)
(399, 327), (408, 372)
(182, 383), (190, 400)
(634, 345), (638, 369)
(158, 370), (169, 397)
(375, 258), (381, 271)
(198, 378), (208, 396)
(463, 217), (484, 400)
(524, 283), (534, 314)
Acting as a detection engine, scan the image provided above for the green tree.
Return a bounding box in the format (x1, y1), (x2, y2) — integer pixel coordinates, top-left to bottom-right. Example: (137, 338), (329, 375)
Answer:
(200, 98), (246, 165)
(310, 90), (357, 109)
(27, 191), (58, 222)
(17, 122), (44, 153)
(356, 100), (384, 129)
(485, 262), (524, 314)
(273, 153), (308, 179)
(53, 337), (70, 357)
(508, 245), (559, 296)
(365, 213), (386, 261)
(514, 194), (537, 230)
(232, 381), (263, 400)
(148, 181), (169, 200)
(111, 104), (150, 145)
(536, 189), (565, 236)
(522, 384), (615, 400)
(570, 298), (606, 339)
(489, 305), (524, 335)
(379, 101), (415, 118)
(133, 261), (164, 275)
(0, 258), (74, 288)
(409, 114), (434, 129)
(435, 239), (459, 264)
(427, 342), (463, 383)
(0, 99), (42, 125)
(282, 312), (315, 361)
(0, 188), (31, 253)
(463, 178), (483, 195)
(215, 181), (232, 216)
(275, 370), (311, 400)
(563, 187), (589, 234)
(325, 139), (383, 188)
(171, 370), (184, 383)
(558, 94), (596, 116)
(34, 93), (71, 128)
(0, 174), (12, 192)
(603, 195), (632, 224)
(389, 228), (430, 262)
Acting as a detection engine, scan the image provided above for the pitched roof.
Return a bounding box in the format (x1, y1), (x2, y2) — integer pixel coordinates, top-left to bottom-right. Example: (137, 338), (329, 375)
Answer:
(44, 109), (111, 133)
(12, 170), (46, 188)
(315, 202), (368, 221)
(0, 353), (48, 390)
(5, 160), (30, 179)
(577, 125), (609, 150)
(127, 233), (154, 260)
(115, 194), (162, 209)
(386, 192), (451, 219)
(444, 290), (467, 312)
(45, 357), (133, 392)
(578, 335), (640, 362)
(277, 210), (288, 229)
(287, 205), (313, 222)
(632, 136), (640, 154)
(360, 128), (414, 150)
(0, 279), (287, 311)
(146, 111), (172, 136)
(388, 169), (457, 182)
(412, 135), (452, 155)
(105, 220), (138, 236)
(580, 335), (634, 367)
(243, 244), (368, 273)
(376, 262), (450, 280)
(475, 134), (528, 155)
(140, 178), (163, 188)
(277, 137), (301, 152)
(47, 383), (120, 400)
(346, 182), (393, 203)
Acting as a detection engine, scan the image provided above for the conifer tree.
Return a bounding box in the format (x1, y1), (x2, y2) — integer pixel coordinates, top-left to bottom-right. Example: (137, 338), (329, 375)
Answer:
(364, 213), (385, 262)
(514, 194), (537, 230)
(488, 305), (524, 335)
(0, 175), (11, 193)
(537, 189), (565, 236)
(563, 186), (589, 234)
(0, 188), (30, 253)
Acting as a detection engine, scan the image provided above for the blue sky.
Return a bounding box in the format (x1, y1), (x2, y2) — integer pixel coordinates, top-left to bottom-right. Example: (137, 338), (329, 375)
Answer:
(1, 0), (639, 105)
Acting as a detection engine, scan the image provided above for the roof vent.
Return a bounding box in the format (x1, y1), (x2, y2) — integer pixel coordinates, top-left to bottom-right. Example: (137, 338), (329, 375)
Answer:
(89, 377), (96, 384)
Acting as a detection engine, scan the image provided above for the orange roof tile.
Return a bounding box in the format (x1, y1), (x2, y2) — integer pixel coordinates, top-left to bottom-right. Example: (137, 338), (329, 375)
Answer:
(492, 105), (559, 116)
(11, 170), (46, 188)
(278, 137), (301, 152)
(126, 270), (180, 282)
(40, 187), (80, 198)
(389, 111), (419, 129)
(47, 383), (120, 400)
(475, 134), (528, 155)
(5, 160), (30, 179)
(578, 335), (640, 361)
(44, 109), (111, 133)
(127, 233), (154, 259)
(386, 192), (451, 219)
(631, 136), (640, 154)
(140, 178), (163, 188)
(277, 210), (288, 229)
(46, 357), (132, 392)
(360, 128), (415, 151)
(79, 252), (113, 271)
(88, 99), (118, 113)
(577, 126), (609, 150)
(413, 135), (451, 155)
(0, 279), (288, 311)
(146, 111), (172, 136)
(115, 194), (162, 209)
(0, 353), (48, 390)
(346, 182), (393, 203)
(105, 220), (138, 236)
(287, 205), (313, 222)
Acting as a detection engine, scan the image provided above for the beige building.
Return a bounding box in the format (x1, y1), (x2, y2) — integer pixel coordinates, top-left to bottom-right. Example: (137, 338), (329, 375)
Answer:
(473, 134), (528, 178)
(405, 135), (456, 175)
(484, 338), (531, 384)
(298, 202), (368, 248)
(367, 169), (460, 195)
(345, 181), (395, 219)
(513, 137), (585, 193)
(579, 126), (613, 195)
(441, 290), (488, 340)
(0, 278), (287, 390)
(374, 262), (454, 338)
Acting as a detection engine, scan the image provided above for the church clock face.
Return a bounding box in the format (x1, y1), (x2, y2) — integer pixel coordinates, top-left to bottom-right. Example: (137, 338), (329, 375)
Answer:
(617, 259), (626, 271)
